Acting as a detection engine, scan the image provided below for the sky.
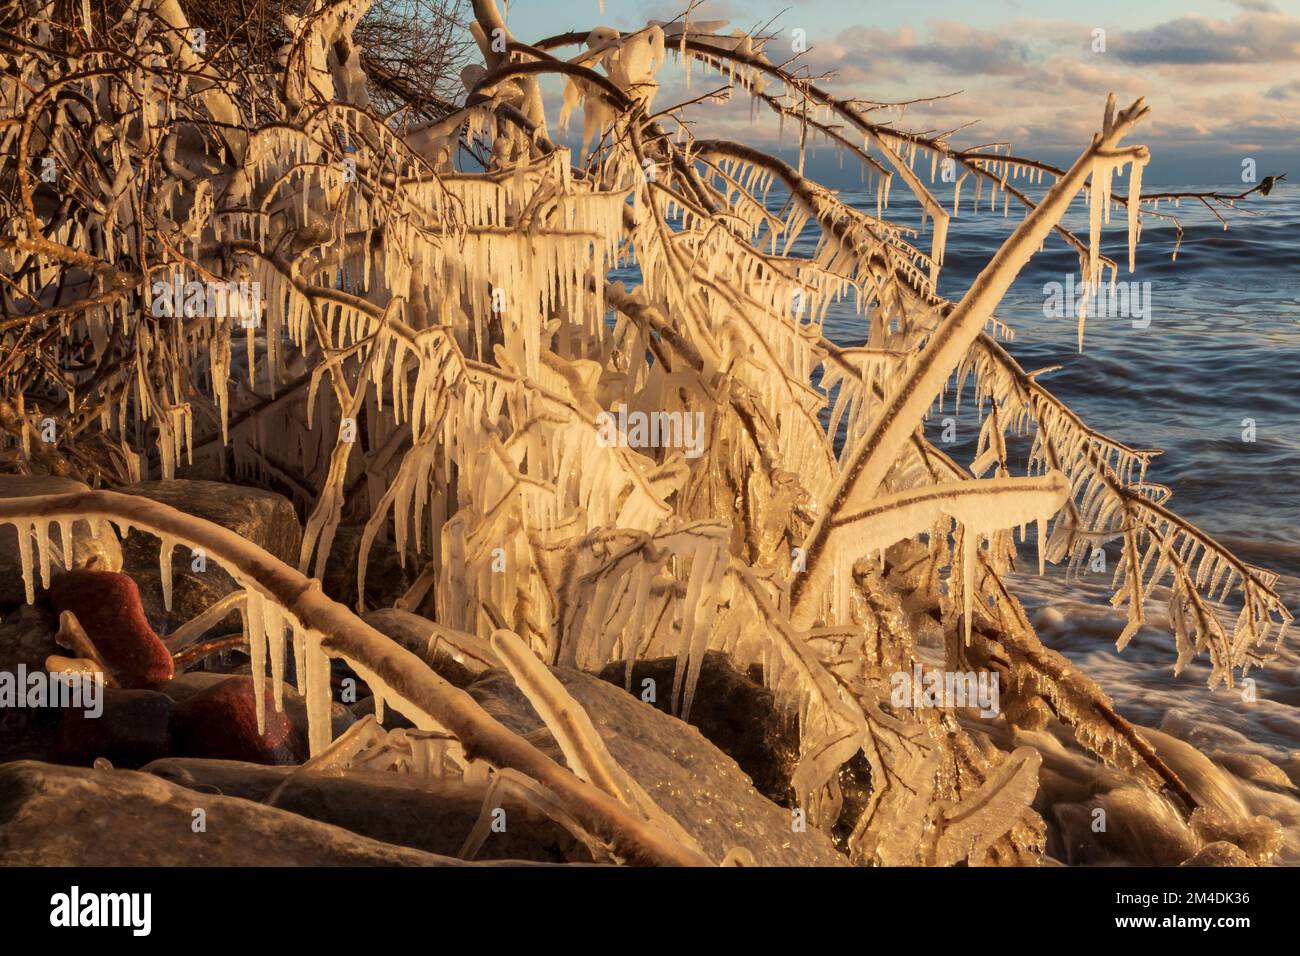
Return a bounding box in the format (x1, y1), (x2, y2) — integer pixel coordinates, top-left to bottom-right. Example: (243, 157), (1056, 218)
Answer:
(490, 0), (1300, 185)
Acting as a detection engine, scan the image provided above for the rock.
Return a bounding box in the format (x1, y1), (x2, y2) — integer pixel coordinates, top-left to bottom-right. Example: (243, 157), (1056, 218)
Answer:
(0, 760), (492, 865)
(322, 525), (415, 611)
(363, 608), (498, 688)
(0, 475), (122, 607)
(48, 570), (174, 688)
(0, 604), (62, 762)
(52, 689), (172, 767)
(170, 676), (304, 765)
(159, 671), (355, 744)
(467, 665), (849, 866)
(0, 603), (58, 673)
(335, 609), (495, 729)
(595, 652), (800, 806)
(119, 480), (300, 636)
(144, 758), (595, 862)
(1181, 841), (1255, 867)
(351, 695), (416, 729)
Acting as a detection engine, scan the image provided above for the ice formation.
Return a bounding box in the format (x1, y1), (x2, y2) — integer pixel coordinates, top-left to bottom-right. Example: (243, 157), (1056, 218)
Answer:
(0, 0), (1290, 866)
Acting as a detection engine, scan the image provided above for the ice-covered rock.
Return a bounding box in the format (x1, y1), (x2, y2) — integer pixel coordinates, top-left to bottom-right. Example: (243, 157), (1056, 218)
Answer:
(467, 664), (848, 866)
(119, 480), (300, 636)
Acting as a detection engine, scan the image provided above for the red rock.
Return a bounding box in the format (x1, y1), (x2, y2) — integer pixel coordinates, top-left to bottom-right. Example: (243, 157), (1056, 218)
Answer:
(170, 677), (305, 765)
(48, 570), (174, 689)
(53, 689), (173, 768)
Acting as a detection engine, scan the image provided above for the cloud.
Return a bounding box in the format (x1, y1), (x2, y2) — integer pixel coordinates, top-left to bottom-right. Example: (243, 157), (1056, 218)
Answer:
(1114, 11), (1300, 65)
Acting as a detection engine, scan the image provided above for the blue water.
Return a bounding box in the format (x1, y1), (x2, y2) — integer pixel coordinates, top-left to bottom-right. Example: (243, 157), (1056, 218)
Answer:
(816, 181), (1300, 580)
(613, 179), (1300, 580)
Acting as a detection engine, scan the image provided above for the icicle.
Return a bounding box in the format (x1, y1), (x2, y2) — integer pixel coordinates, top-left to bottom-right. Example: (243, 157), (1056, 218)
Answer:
(1127, 158), (1145, 272)
(159, 538), (174, 612)
(16, 521), (34, 604)
(292, 622), (308, 696)
(305, 632), (333, 756)
(35, 520), (51, 589)
(962, 525), (977, 645)
(58, 519), (74, 568)
(267, 603), (286, 714)
(245, 590), (267, 734)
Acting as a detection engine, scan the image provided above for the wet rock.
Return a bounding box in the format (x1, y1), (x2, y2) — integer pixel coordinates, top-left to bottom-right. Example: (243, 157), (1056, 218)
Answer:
(595, 652), (800, 805)
(48, 570), (174, 688)
(119, 480), (300, 636)
(170, 676), (304, 765)
(160, 670), (355, 744)
(52, 689), (172, 767)
(0, 476), (122, 607)
(594, 652), (873, 848)
(467, 664), (848, 866)
(322, 525), (414, 611)
(0, 760), (489, 865)
(144, 757), (595, 863)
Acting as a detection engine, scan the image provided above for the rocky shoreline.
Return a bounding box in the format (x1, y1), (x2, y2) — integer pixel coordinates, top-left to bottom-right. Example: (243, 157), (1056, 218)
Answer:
(0, 476), (848, 865)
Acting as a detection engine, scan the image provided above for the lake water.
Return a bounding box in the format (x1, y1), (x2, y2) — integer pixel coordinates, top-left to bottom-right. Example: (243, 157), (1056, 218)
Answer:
(821, 179), (1300, 581)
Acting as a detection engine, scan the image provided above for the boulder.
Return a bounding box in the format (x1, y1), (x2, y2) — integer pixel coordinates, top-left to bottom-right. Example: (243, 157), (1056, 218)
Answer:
(144, 757), (595, 862)
(159, 670), (355, 745)
(48, 570), (174, 688)
(322, 525), (415, 611)
(0, 475), (122, 607)
(0, 604), (62, 762)
(595, 652), (800, 806)
(118, 480), (300, 636)
(0, 760), (492, 865)
(170, 676), (304, 765)
(363, 608), (498, 688)
(466, 665), (849, 866)
(52, 689), (172, 767)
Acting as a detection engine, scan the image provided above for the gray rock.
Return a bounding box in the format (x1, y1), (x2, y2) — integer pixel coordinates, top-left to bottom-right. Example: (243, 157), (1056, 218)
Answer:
(596, 652), (800, 807)
(144, 757), (594, 862)
(0, 760), (491, 865)
(322, 525), (415, 611)
(118, 480), (301, 637)
(0, 475), (122, 606)
(0, 602), (58, 673)
(467, 665), (849, 866)
(0, 604), (62, 762)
